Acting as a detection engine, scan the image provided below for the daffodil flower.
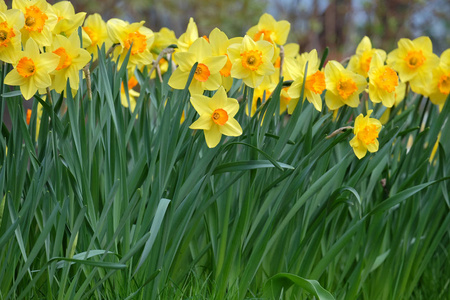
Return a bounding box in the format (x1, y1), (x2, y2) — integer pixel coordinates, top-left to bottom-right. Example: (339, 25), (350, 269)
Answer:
(52, 1), (86, 37)
(168, 37), (226, 95)
(107, 18), (154, 69)
(83, 13), (111, 60)
(0, 9), (24, 64)
(177, 17), (198, 53)
(208, 28), (242, 91)
(246, 13), (290, 45)
(4, 38), (59, 100)
(120, 76), (140, 113)
(13, 0), (58, 47)
(368, 52), (399, 108)
(189, 86), (242, 148)
(428, 49), (450, 111)
(350, 110), (382, 159)
(387, 36), (439, 96)
(49, 32), (91, 94)
(228, 35), (275, 88)
(286, 49), (326, 112)
(325, 60), (367, 110)
(347, 36), (386, 77)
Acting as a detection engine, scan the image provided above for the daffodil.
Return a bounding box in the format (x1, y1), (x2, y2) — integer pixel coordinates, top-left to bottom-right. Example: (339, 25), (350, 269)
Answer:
(0, 9), (24, 64)
(349, 110), (382, 159)
(83, 13), (111, 60)
(107, 18), (154, 69)
(286, 49), (326, 112)
(325, 60), (367, 110)
(428, 49), (450, 111)
(120, 76), (140, 113)
(177, 17), (198, 53)
(4, 38), (59, 100)
(247, 13), (290, 45)
(49, 32), (91, 94)
(52, 1), (86, 37)
(279, 87), (294, 115)
(228, 35), (275, 88)
(189, 86), (242, 148)
(168, 37), (226, 95)
(271, 42), (300, 81)
(153, 27), (177, 51)
(13, 0), (58, 47)
(387, 36), (439, 95)
(208, 28), (242, 91)
(347, 36), (386, 77)
(246, 76), (276, 116)
(368, 52), (399, 107)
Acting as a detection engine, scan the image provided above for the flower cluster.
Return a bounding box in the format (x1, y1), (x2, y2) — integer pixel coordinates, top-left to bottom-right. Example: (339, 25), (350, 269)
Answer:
(1, 0), (448, 157)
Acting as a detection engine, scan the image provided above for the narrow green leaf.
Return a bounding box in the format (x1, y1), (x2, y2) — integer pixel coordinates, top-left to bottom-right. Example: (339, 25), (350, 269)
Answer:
(265, 273), (335, 300)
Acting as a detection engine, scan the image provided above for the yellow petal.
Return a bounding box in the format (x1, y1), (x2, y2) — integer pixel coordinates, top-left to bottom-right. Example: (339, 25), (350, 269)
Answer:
(204, 125), (222, 148)
(189, 114), (212, 130)
(219, 117), (242, 136)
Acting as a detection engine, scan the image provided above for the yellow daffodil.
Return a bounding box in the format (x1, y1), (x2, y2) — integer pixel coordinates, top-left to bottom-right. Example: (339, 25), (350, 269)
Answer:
(120, 76), (140, 113)
(49, 32), (91, 94)
(387, 36), (439, 96)
(350, 110), (382, 159)
(347, 36), (386, 77)
(368, 52), (399, 107)
(286, 49), (326, 112)
(107, 18), (154, 69)
(189, 86), (242, 148)
(13, 0), (58, 47)
(247, 13), (290, 45)
(168, 37), (226, 95)
(4, 38), (59, 100)
(83, 13), (111, 60)
(246, 76), (276, 116)
(52, 1), (86, 37)
(228, 35), (275, 88)
(208, 28), (242, 91)
(153, 27), (177, 51)
(325, 60), (367, 110)
(177, 17), (198, 53)
(0, 9), (24, 64)
(271, 42), (300, 81)
(379, 81), (407, 124)
(428, 49), (450, 111)
(280, 87), (294, 114)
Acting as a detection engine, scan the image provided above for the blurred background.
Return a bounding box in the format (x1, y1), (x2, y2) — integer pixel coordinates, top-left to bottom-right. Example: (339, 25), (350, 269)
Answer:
(60, 0), (450, 59)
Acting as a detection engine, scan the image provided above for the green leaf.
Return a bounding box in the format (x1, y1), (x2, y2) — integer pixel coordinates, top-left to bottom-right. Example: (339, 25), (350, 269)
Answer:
(212, 160), (294, 174)
(265, 273), (335, 300)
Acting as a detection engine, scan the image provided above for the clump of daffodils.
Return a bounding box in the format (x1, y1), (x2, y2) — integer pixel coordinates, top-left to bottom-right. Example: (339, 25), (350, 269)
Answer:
(0, 0), (447, 158)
